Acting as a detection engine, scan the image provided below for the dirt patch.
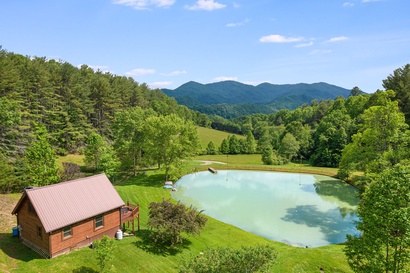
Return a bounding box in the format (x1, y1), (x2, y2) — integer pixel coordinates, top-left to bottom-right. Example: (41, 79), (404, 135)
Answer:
(0, 194), (19, 233)
(195, 160), (227, 165)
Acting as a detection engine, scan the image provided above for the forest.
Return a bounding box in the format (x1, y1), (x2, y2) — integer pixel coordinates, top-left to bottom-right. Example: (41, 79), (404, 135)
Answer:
(0, 47), (410, 194)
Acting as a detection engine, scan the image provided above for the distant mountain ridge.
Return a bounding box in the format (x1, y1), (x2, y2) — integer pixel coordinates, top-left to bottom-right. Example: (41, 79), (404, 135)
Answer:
(162, 81), (351, 118)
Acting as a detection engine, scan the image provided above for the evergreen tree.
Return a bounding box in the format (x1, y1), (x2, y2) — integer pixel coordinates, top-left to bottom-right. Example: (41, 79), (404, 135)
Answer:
(206, 141), (218, 155)
(228, 135), (241, 154)
(0, 151), (16, 193)
(244, 131), (256, 154)
(219, 138), (229, 154)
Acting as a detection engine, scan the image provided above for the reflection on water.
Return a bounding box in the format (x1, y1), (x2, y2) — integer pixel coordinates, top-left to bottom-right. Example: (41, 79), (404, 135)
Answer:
(171, 170), (360, 247)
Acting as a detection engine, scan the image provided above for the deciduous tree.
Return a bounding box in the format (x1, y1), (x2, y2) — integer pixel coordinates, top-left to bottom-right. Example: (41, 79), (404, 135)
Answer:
(345, 163), (410, 273)
(144, 114), (200, 181)
(94, 235), (115, 273)
(24, 124), (60, 186)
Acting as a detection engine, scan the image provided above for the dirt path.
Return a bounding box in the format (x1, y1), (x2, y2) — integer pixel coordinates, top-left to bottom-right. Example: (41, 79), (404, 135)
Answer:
(195, 160), (227, 165)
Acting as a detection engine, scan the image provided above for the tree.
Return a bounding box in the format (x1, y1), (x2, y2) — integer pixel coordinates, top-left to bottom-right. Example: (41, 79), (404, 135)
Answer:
(278, 133), (299, 163)
(0, 97), (22, 155)
(84, 133), (119, 178)
(0, 151), (16, 193)
(228, 135), (241, 154)
(344, 163), (410, 273)
(219, 138), (229, 154)
(144, 114), (200, 181)
(339, 95), (409, 179)
(179, 244), (277, 273)
(206, 141), (218, 155)
(24, 124), (60, 186)
(94, 235), (115, 273)
(112, 107), (156, 175)
(350, 86), (363, 96)
(148, 200), (207, 247)
(382, 64), (410, 124)
(261, 145), (274, 165)
(244, 131), (256, 154)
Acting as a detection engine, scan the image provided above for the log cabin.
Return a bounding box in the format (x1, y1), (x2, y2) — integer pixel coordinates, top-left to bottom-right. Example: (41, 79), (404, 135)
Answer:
(11, 173), (139, 258)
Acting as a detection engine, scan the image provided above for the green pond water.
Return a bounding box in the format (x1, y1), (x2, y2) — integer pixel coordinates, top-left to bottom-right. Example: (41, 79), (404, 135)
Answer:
(171, 170), (360, 247)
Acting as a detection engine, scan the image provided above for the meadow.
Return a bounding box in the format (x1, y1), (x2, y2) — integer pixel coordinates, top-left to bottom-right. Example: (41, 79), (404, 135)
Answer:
(0, 128), (354, 272)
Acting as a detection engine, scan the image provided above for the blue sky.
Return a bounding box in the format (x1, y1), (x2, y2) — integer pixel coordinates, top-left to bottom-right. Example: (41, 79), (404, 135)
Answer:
(1, 0), (409, 93)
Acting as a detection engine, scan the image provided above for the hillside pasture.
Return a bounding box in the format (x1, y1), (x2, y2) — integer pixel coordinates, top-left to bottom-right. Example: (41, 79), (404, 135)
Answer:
(196, 126), (245, 150)
(0, 161), (353, 272)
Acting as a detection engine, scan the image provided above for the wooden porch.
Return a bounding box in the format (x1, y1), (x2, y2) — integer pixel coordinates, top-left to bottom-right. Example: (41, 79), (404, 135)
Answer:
(120, 201), (140, 234)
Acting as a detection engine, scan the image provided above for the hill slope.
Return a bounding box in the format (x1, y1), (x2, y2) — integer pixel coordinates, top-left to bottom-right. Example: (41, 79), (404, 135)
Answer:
(162, 81), (351, 118)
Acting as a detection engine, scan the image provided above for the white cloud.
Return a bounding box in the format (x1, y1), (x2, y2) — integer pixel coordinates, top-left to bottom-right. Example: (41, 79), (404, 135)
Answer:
(112, 0), (175, 10)
(259, 34), (304, 43)
(213, 76), (238, 82)
(161, 70), (187, 76)
(150, 81), (172, 88)
(309, 49), (332, 55)
(226, 19), (250, 27)
(185, 0), (227, 11)
(343, 2), (355, 7)
(125, 68), (156, 76)
(294, 41), (314, 48)
(326, 36), (349, 42)
(243, 81), (272, 86)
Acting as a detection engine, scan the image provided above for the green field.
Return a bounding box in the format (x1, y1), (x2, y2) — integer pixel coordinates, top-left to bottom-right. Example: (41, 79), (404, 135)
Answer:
(0, 151), (353, 273)
(0, 128), (352, 272)
(197, 126), (245, 150)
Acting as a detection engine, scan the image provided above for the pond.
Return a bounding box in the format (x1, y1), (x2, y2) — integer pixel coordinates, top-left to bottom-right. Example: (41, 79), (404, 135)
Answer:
(171, 170), (360, 247)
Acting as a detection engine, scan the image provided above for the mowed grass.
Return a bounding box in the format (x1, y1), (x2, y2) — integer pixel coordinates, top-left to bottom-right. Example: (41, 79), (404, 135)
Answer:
(1, 168), (353, 273)
(197, 126), (245, 150)
(2, 124), (352, 273)
(193, 154), (339, 177)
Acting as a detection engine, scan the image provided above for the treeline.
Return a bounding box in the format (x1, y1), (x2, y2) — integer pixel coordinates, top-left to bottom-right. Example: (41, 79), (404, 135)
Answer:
(207, 65), (410, 183)
(0, 48), (210, 156)
(1, 45), (409, 191)
(0, 48), (208, 192)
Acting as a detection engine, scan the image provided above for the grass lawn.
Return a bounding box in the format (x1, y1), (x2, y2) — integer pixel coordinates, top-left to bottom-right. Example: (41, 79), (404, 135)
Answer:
(0, 154), (354, 273)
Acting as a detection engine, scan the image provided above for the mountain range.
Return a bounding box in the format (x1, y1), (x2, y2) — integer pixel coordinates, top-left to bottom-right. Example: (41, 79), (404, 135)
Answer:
(162, 81), (351, 119)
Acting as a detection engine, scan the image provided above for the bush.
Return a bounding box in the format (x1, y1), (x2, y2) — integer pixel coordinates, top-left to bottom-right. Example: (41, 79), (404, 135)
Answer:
(179, 244), (277, 273)
(148, 200), (207, 247)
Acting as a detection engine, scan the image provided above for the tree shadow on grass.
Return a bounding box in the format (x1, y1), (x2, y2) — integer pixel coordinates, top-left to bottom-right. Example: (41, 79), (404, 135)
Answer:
(0, 233), (43, 261)
(134, 229), (191, 256)
(72, 266), (98, 273)
(115, 173), (166, 188)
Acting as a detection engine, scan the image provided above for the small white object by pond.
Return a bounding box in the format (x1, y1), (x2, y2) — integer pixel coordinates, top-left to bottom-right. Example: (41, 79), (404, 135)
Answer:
(116, 229), (123, 240)
(171, 170), (359, 247)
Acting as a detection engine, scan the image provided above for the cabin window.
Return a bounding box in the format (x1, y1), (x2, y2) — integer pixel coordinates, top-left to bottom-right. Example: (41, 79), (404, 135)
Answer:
(95, 214), (104, 229)
(63, 226), (72, 238)
(37, 226), (42, 239)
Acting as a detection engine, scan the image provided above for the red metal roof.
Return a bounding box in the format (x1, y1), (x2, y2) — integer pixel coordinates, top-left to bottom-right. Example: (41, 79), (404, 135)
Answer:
(14, 174), (124, 233)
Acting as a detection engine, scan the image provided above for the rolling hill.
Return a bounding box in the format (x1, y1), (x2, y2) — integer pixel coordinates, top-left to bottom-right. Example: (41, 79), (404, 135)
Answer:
(162, 81), (351, 118)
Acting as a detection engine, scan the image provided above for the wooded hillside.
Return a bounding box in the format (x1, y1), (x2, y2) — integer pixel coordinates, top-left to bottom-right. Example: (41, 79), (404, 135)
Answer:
(1, 46), (409, 195)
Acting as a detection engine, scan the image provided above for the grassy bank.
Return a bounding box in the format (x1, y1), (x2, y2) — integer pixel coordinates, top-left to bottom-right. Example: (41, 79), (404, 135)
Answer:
(0, 155), (353, 272)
